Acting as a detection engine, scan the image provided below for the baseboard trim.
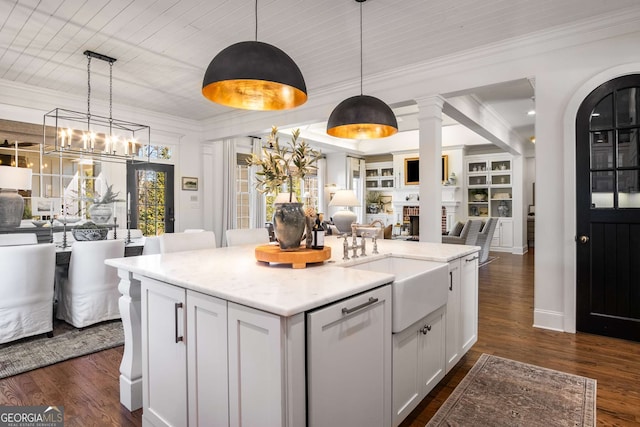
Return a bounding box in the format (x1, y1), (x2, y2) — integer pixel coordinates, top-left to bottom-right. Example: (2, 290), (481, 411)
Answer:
(533, 309), (566, 332)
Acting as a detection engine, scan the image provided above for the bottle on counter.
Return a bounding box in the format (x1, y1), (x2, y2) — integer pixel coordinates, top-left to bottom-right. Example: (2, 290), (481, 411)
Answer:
(312, 216), (325, 249)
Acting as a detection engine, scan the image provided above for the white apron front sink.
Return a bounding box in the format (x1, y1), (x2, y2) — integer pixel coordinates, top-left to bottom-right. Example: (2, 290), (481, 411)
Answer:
(345, 256), (448, 332)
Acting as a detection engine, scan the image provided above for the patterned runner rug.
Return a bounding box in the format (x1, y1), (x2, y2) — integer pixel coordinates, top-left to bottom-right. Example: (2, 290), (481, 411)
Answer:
(0, 320), (124, 379)
(427, 353), (596, 426)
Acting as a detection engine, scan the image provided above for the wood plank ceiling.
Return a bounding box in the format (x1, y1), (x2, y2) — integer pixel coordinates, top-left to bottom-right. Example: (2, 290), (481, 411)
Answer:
(0, 0), (639, 124)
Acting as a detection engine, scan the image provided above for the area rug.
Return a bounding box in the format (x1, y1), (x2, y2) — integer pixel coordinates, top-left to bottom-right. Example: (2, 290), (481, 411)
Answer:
(0, 320), (124, 379)
(427, 353), (596, 426)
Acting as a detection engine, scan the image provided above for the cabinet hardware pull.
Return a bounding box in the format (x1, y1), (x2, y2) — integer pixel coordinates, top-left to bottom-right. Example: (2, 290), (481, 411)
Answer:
(466, 256), (479, 262)
(342, 297), (378, 315)
(449, 271), (453, 291)
(174, 302), (184, 343)
(420, 325), (432, 335)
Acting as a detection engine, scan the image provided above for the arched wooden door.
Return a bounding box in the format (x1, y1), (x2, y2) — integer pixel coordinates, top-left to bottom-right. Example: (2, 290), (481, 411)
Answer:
(576, 74), (640, 341)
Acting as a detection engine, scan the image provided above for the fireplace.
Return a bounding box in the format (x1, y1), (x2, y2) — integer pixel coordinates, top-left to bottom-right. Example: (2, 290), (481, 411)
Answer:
(409, 215), (419, 237)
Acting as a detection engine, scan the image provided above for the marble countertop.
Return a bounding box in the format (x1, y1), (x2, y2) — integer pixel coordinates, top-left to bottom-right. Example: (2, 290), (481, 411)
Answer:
(105, 235), (479, 317)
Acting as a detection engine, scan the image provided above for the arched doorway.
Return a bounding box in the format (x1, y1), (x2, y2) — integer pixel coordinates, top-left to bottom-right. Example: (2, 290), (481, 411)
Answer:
(575, 74), (640, 341)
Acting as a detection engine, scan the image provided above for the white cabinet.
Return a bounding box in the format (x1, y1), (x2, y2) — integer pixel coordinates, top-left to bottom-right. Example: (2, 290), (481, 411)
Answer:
(141, 278), (188, 427)
(491, 217), (513, 251)
(187, 291), (228, 427)
(365, 161), (395, 189)
(460, 253), (479, 353)
(445, 258), (461, 372)
(228, 302), (285, 427)
(392, 306), (445, 426)
(445, 252), (479, 374)
(141, 277), (303, 427)
(307, 285), (392, 427)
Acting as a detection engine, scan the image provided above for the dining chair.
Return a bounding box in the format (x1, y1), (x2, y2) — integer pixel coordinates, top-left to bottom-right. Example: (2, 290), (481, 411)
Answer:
(442, 219), (483, 246)
(184, 228), (205, 233)
(159, 231), (217, 253)
(0, 243), (56, 344)
(56, 239), (125, 328)
(0, 233), (38, 246)
(142, 236), (161, 255)
(225, 228), (270, 247)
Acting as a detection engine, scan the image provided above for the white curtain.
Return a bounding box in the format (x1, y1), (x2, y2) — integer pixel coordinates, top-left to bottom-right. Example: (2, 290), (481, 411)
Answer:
(250, 137), (265, 228)
(221, 138), (236, 245)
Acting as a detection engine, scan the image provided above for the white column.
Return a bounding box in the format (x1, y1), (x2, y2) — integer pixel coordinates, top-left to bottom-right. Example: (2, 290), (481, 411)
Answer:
(417, 95), (446, 243)
(117, 269), (143, 411)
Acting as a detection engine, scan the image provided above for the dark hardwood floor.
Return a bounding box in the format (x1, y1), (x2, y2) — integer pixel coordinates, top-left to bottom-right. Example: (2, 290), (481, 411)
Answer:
(1, 249), (638, 426)
(401, 249), (640, 427)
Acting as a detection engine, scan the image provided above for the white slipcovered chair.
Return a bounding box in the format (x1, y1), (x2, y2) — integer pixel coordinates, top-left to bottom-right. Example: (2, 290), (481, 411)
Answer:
(159, 231), (217, 253)
(0, 233), (38, 246)
(142, 236), (161, 255)
(225, 228), (270, 247)
(56, 239), (125, 328)
(0, 243), (56, 343)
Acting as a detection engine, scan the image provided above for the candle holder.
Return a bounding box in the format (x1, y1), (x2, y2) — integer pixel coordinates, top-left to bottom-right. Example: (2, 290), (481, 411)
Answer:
(49, 217), (54, 243)
(113, 217), (118, 240)
(125, 212), (132, 244)
(60, 221), (70, 249)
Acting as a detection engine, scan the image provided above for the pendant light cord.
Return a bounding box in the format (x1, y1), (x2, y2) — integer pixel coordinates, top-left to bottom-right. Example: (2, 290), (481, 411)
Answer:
(109, 60), (114, 136)
(86, 53), (92, 129)
(254, 0), (258, 41)
(359, 0), (363, 96)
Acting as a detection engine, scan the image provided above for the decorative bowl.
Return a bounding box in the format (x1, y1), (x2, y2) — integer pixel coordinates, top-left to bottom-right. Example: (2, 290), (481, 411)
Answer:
(57, 216), (82, 225)
(72, 227), (108, 241)
(31, 220), (48, 227)
(473, 194), (486, 201)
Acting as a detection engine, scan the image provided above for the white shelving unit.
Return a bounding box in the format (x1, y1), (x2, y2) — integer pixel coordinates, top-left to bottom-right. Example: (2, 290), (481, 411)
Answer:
(465, 154), (514, 252)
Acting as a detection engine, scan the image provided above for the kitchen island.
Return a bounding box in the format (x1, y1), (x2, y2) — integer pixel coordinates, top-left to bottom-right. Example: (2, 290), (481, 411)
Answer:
(106, 236), (479, 426)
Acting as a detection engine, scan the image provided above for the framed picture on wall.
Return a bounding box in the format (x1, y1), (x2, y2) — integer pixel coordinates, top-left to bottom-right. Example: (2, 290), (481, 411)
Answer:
(181, 177), (198, 191)
(404, 155), (449, 185)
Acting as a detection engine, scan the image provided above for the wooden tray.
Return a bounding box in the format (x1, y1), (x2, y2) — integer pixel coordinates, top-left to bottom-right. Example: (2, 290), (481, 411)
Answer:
(255, 245), (331, 269)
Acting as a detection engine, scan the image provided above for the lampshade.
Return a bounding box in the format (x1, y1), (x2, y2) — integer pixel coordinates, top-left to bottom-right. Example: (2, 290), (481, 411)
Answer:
(329, 189), (360, 207)
(327, 95), (398, 139)
(0, 166), (32, 190)
(326, 0), (397, 139)
(202, 41), (307, 111)
(273, 192), (298, 204)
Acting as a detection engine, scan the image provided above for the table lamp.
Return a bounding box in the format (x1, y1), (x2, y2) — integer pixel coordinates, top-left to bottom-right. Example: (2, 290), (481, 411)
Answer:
(0, 166), (32, 228)
(329, 189), (360, 233)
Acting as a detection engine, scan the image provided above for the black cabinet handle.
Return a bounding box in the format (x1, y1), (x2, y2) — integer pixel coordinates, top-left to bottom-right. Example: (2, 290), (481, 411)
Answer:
(449, 271), (453, 291)
(175, 302), (183, 343)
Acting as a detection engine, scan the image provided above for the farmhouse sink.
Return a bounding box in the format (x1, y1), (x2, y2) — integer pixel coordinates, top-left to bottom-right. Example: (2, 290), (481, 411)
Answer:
(345, 256), (448, 332)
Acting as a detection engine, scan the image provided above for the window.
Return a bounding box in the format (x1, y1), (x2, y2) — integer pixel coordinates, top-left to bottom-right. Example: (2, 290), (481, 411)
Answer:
(236, 153), (251, 229)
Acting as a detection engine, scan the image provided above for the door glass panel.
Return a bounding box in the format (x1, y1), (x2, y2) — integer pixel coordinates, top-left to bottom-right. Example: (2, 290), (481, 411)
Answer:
(618, 128), (639, 167)
(618, 170), (640, 208)
(590, 93), (613, 130)
(590, 131), (613, 169)
(137, 170), (167, 236)
(616, 87), (640, 127)
(591, 171), (614, 208)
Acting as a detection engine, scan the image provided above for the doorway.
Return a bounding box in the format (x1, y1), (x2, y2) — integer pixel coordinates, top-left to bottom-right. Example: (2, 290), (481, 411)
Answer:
(127, 161), (175, 236)
(576, 74), (640, 341)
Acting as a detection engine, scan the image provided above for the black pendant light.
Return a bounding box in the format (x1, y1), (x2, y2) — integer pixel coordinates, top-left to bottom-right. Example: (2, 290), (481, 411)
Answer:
(327, 0), (397, 139)
(202, 0), (307, 111)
